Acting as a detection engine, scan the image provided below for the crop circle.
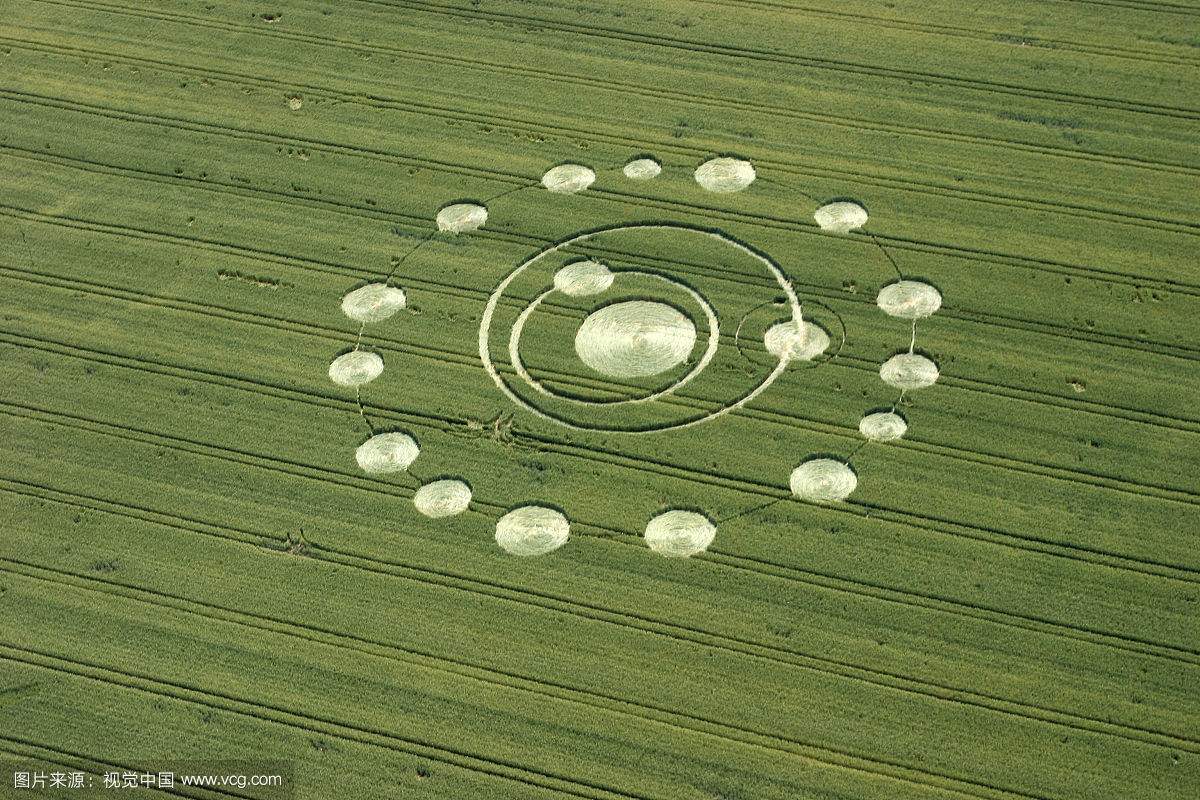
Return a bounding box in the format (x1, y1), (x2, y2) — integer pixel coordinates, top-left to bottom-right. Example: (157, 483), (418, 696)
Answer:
(574, 301), (697, 379)
(859, 411), (907, 442)
(495, 506), (570, 556)
(644, 510), (716, 557)
(341, 284), (407, 323)
(623, 157), (662, 180)
(694, 157), (756, 193)
(542, 164), (595, 194)
(880, 353), (940, 390)
(436, 203), (488, 233)
(355, 432), (420, 474)
(790, 459), (857, 502)
(814, 201), (868, 233)
(877, 280), (942, 319)
(328, 351), (384, 387)
(553, 260), (615, 297)
(764, 319), (831, 363)
(480, 222), (803, 432)
(413, 479), (472, 517)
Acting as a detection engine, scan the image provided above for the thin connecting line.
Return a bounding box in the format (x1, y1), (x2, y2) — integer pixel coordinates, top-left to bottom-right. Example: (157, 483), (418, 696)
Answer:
(732, 298), (780, 367)
(385, 231), (435, 285)
(870, 233), (905, 280)
(909, 320), (917, 353)
(355, 387), (376, 435)
(716, 496), (787, 525)
(350, 232), (435, 435)
(594, 160), (631, 175)
(756, 175), (817, 204)
(483, 181), (538, 204)
(845, 438), (869, 460)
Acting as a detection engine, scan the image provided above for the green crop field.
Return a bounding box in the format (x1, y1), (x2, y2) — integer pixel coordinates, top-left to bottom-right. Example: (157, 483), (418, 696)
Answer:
(1, 0), (1197, 798)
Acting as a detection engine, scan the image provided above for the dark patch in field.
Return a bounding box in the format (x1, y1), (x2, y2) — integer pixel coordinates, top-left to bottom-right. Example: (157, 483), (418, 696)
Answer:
(217, 269), (292, 290)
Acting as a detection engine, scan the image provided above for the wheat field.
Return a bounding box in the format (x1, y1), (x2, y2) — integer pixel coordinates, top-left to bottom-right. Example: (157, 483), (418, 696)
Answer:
(0, 1), (1197, 798)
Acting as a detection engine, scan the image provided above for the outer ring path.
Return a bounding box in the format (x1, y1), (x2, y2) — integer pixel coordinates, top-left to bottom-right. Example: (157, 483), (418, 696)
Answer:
(479, 222), (804, 433)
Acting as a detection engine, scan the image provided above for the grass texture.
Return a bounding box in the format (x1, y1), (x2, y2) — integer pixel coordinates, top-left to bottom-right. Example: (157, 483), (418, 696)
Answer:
(0, 1), (1197, 798)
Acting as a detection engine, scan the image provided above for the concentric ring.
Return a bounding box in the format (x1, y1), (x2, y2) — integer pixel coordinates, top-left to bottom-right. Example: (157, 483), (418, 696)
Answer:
(479, 222), (804, 433)
(509, 271), (720, 407)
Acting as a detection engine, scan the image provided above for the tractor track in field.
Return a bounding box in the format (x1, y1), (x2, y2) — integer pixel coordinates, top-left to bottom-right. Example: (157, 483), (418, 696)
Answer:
(1054, 0), (1200, 17)
(7, 142), (1200, 370)
(0, 644), (1073, 800)
(5, 305), (1199, 669)
(6, 138), (1200, 373)
(350, 0), (1200, 121)
(4, 489), (1195, 681)
(2, 351), (1197, 665)
(6, 261), (1200, 513)
(6, 405), (1200, 742)
(1, 465), (1197, 766)
(4, 306), (1199, 667)
(0, 644), (655, 800)
(684, 0), (1200, 65)
(47, 0), (1200, 71)
(0, 736), (240, 800)
(5, 473), (1200, 772)
(8, 151), (1200, 424)
(27, 0), (1195, 126)
(5, 330), (1200, 587)
(24, 0), (1200, 176)
(6, 31), (1200, 242)
(6, 87), (1200, 305)
(0, 558), (1084, 800)
(4, 2), (1196, 793)
(9, 149), (1200, 427)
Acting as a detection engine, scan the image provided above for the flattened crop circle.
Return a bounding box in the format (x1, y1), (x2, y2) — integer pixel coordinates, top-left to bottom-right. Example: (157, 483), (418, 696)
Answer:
(644, 510), (716, 557)
(479, 222), (804, 433)
(574, 300), (697, 378)
(511, 271), (720, 408)
(495, 505), (570, 556)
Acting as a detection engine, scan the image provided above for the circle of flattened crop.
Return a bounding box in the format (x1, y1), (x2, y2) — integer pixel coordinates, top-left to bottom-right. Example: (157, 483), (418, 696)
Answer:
(480, 222), (804, 433)
(328, 351), (384, 387)
(542, 164), (596, 194)
(623, 157), (662, 180)
(790, 459), (857, 502)
(553, 260), (614, 297)
(880, 353), (939, 390)
(876, 280), (942, 320)
(574, 301), (697, 379)
(859, 411), (907, 442)
(495, 506), (570, 556)
(341, 283), (407, 323)
(644, 510), (716, 557)
(413, 479), (472, 517)
(514, 271), (719, 410)
(436, 203), (488, 233)
(763, 319), (830, 363)
(814, 201), (869, 233)
(355, 431), (420, 474)
(694, 157), (756, 193)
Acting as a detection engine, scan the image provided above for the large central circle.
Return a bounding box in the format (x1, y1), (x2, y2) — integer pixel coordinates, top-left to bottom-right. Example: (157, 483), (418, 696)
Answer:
(574, 301), (697, 378)
(479, 222), (804, 433)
